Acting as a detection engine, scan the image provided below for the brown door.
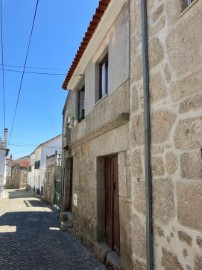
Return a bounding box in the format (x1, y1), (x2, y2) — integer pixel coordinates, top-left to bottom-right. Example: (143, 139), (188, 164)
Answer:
(64, 158), (73, 211)
(105, 155), (120, 255)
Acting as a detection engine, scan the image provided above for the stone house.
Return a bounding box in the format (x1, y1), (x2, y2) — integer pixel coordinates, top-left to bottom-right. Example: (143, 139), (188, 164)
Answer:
(61, 0), (202, 269)
(27, 135), (62, 195)
(9, 157), (30, 189)
(44, 151), (62, 206)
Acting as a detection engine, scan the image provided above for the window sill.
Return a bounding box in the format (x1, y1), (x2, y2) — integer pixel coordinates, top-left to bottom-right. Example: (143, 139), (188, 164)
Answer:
(180, 0), (198, 17)
(94, 94), (108, 108)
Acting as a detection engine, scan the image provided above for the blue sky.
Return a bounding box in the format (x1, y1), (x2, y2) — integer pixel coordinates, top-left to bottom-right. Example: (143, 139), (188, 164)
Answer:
(0, 0), (99, 159)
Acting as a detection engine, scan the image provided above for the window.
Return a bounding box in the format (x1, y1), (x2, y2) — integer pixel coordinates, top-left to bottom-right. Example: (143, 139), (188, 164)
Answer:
(99, 54), (108, 100)
(78, 86), (85, 121)
(34, 160), (40, 169)
(181, 0), (196, 10)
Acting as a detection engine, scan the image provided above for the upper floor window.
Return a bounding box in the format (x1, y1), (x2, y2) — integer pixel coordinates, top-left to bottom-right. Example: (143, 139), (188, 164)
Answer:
(34, 160), (40, 169)
(99, 53), (108, 100)
(78, 86), (85, 121)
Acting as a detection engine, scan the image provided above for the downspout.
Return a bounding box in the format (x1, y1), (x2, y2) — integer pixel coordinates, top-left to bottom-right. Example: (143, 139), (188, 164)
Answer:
(141, 0), (153, 269)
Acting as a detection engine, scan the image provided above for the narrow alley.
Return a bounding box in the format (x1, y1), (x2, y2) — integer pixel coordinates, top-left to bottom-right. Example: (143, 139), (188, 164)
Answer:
(0, 189), (107, 270)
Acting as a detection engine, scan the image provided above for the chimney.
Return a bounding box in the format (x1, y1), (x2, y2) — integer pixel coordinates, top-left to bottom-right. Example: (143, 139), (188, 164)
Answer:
(4, 128), (8, 147)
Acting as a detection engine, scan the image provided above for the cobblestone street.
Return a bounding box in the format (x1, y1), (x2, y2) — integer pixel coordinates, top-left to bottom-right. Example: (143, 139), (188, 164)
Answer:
(0, 189), (107, 270)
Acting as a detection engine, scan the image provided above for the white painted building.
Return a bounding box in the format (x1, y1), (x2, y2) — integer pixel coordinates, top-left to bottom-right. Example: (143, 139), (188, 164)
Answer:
(28, 135), (62, 195)
(0, 128), (9, 197)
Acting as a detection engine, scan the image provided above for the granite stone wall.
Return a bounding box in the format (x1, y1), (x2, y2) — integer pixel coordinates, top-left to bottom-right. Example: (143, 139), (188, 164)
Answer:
(130, 0), (202, 269)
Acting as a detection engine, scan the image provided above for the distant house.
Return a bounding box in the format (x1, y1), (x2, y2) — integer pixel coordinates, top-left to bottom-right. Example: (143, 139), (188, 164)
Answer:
(0, 128), (9, 197)
(27, 135), (62, 196)
(44, 151), (62, 207)
(8, 157), (30, 189)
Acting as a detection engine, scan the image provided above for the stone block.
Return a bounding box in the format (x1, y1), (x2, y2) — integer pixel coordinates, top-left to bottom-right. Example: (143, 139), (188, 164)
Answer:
(133, 181), (146, 215)
(176, 182), (202, 231)
(166, 5), (202, 77)
(179, 94), (202, 113)
(132, 214), (146, 259)
(93, 242), (110, 263)
(151, 111), (176, 144)
(178, 231), (192, 246)
(166, 151), (177, 175)
(150, 73), (167, 103)
(131, 85), (139, 112)
(153, 178), (175, 224)
(132, 258), (146, 270)
(195, 256), (202, 270)
(152, 156), (164, 176)
(149, 38), (164, 68)
(131, 113), (144, 146)
(106, 251), (121, 270)
(170, 68), (202, 101)
(164, 64), (171, 83)
(174, 117), (202, 149)
(132, 149), (143, 178)
(180, 151), (201, 179)
(152, 4), (164, 22)
(196, 237), (202, 248)
(161, 248), (183, 270)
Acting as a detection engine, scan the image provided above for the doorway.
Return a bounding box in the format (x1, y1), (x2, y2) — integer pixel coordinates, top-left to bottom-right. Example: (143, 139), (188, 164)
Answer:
(105, 155), (120, 255)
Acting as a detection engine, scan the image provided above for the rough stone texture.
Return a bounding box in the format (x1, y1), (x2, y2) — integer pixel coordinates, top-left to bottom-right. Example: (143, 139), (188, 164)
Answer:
(152, 156), (164, 176)
(195, 256), (202, 270)
(166, 5), (202, 77)
(132, 149), (143, 178)
(133, 54), (143, 81)
(133, 181), (146, 215)
(162, 248), (183, 270)
(154, 225), (164, 237)
(179, 94), (202, 113)
(183, 249), (188, 257)
(132, 259), (146, 270)
(174, 117), (202, 150)
(166, 151), (177, 175)
(178, 231), (192, 246)
(149, 38), (164, 68)
(152, 4), (164, 22)
(177, 182), (202, 231)
(131, 85), (139, 112)
(170, 68), (202, 101)
(180, 151), (202, 179)
(196, 237), (202, 248)
(131, 113), (144, 146)
(151, 111), (176, 144)
(132, 214), (146, 259)
(153, 179), (175, 224)
(164, 63), (171, 83)
(150, 73), (167, 103)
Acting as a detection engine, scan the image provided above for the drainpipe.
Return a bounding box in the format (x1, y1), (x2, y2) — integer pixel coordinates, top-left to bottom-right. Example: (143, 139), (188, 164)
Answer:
(141, 0), (153, 269)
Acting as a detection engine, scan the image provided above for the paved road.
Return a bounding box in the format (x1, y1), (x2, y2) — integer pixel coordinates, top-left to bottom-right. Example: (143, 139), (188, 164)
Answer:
(0, 189), (107, 270)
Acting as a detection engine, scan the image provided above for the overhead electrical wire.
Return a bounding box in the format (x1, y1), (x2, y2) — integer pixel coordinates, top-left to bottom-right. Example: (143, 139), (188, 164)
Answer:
(8, 0), (40, 146)
(0, 67), (65, 76)
(0, 0), (6, 130)
(0, 63), (66, 71)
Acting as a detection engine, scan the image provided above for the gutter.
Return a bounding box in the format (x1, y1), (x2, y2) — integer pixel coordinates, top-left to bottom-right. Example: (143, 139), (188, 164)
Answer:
(141, 0), (153, 269)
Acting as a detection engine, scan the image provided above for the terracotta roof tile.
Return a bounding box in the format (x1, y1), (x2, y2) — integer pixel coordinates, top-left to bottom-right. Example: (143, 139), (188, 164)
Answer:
(62, 0), (111, 89)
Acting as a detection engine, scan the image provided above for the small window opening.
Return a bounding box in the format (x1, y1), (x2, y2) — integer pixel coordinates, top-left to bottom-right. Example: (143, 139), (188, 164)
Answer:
(99, 54), (108, 100)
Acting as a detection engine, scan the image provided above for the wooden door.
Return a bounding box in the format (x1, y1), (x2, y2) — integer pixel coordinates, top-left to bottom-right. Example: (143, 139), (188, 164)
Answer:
(64, 158), (73, 211)
(105, 155), (120, 255)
